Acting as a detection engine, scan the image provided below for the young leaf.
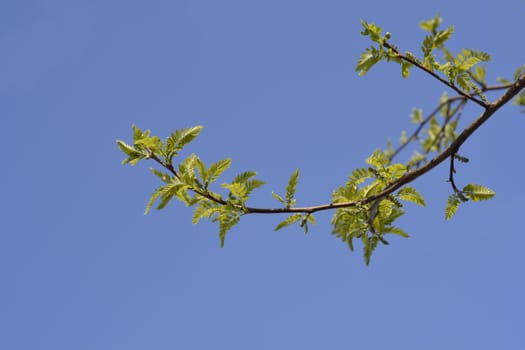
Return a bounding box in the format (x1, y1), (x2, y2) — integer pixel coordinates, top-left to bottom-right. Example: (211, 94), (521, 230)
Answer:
(513, 90), (525, 112)
(218, 211), (240, 247)
(348, 167), (372, 185)
(445, 194), (460, 220)
(410, 108), (423, 124)
(453, 154), (469, 163)
(300, 214), (315, 234)
(362, 234), (376, 266)
(271, 192), (285, 205)
(513, 64), (525, 80)
(356, 47), (384, 76)
(156, 182), (189, 210)
(207, 158), (232, 186)
(360, 20), (384, 44)
(398, 186), (426, 207)
(191, 201), (215, 225)
(285, 169), (299, 207)
(420, 14), (442, 33)
(166, 125), (203, 158)
(384, 226), (410, 238)
(463, 184), (495, 201)
(433, 26), (454, 48)
(178, 154), (198, 186)
(144, 186), (164, 215)
(150, 168), (171, 183)
(232, 171), (257, 184)
(275, 214), (303, 231)
(195, 158), (207, 185)
(401, 61), (411, 78)
(116, 140), (145, 165)
(223, 182), (249, 203)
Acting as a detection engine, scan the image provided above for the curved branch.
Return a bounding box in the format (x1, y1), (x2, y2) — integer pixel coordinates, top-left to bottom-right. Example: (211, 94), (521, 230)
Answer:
(242, 73), (525, 214)
(147, 74), (525, 216)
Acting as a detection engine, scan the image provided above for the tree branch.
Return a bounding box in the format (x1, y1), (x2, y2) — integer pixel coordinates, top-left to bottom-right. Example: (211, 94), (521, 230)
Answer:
(240, 73), (525, 215)
(146, 74), (524, 216)
(388, 81), (514, 161)
(382, 41), (487, 108)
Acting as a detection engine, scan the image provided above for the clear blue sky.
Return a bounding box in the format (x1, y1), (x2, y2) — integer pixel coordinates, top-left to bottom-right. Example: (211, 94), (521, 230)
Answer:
(2, 1), (524, 349)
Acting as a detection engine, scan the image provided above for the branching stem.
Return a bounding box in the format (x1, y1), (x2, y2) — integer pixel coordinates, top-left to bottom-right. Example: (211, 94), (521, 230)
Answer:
(148, 74), (525, 216)
(448, 152), (460, 193)
(382, 41), (488, 107)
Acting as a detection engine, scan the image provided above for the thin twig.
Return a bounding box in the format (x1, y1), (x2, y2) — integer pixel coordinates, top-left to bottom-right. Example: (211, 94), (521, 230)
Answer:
(388, 82), (513, 162)
(448, 152), (460, 193)
(382, 41), (487, 108)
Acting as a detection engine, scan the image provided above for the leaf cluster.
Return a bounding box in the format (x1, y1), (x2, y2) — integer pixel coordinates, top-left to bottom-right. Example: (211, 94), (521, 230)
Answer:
(445, 183), (495, 220)
(272, 169), (316, 234)
(331, 150), (425, 264)
(357, 15), (491, 103)
(117, 125), (265, 247)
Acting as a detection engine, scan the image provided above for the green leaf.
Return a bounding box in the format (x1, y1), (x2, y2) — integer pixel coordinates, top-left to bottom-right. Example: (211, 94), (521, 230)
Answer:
(232, 171), (256, 184)
(116, 140), (145, 165)
(144, 186), (164, 215)
(445, 194), (460, 220)
(218, 211), (240, 247)
(165, 125), (203, 158)
(222, 182), (249, 203)
(356, 47), (384, 76)
(299, 214), (316, 234)
(407, 151), (427, 167)
(285, 169), (299, 207)
(420, 14), (442, 33)
(365, 149), (390, 169)
(360, 20), (384, 44)
(410, 108), (423, 123)
(463, 184), (495, 201)
(362, 234), (379, 266)
(272, 192), (285, 205)
(150, 168), (171, 183)
(192, 201), (214, 224)
(513, 64), (525, 80)
(401, 61), (411, 78)
(421, 35), (434, 58)
(195, 158), (207, 185)
(348, 167), (373, 186)
(453, 154), (469, 163)
(433, 26), (454, 48)
(400, 130), (408, 144)
(178, 154), (198, 186)
(384, 226), (410, 238)
(275, 214), (303, 231)
(398, 186), (426, 207)
(361, 181), (382, 198)
(207, 158), (232, 185)
(230, 171), (265, 198)
(455, 71), (473, 92)
(472, 65), (486, 84)
(513, 90), (525, 112)
(156, 182), (189, 210)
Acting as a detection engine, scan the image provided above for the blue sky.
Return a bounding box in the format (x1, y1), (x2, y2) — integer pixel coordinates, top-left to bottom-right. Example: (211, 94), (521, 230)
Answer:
(2, 1), (524, 349)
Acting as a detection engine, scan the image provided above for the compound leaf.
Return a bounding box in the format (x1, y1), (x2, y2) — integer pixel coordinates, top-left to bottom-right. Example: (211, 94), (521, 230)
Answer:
(275, 214), (303, 231)
(285, 169), (299, 207)
(463, 184), (495, 201)
(398, 186), (426, 207)
(445, 194), (461, 220)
